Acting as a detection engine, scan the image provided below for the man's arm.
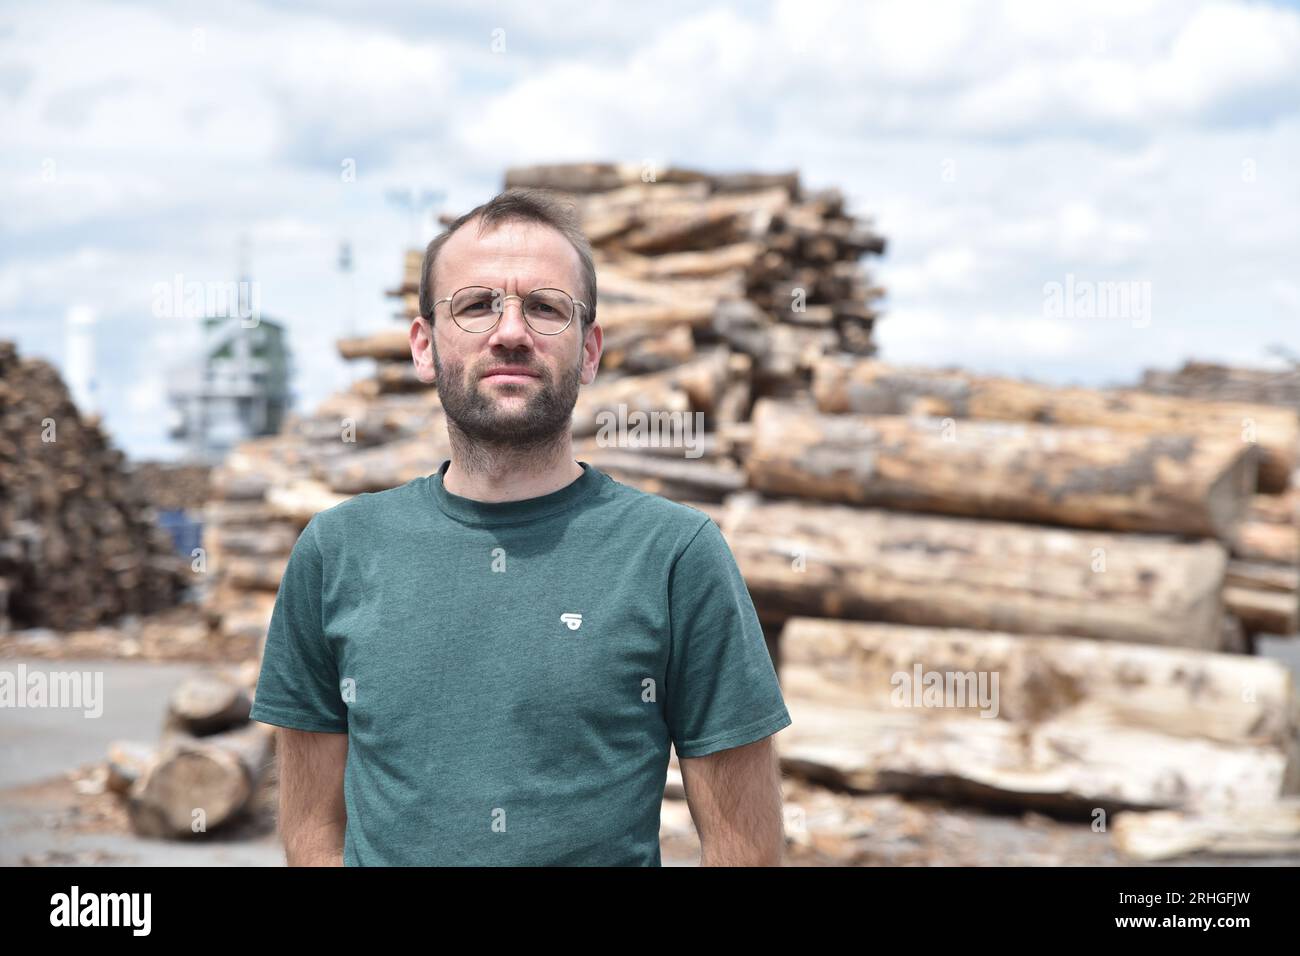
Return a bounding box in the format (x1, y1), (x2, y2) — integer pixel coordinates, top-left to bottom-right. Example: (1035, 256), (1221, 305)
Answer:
(678, 734), (785, 866)
(277, 727), (348, 866)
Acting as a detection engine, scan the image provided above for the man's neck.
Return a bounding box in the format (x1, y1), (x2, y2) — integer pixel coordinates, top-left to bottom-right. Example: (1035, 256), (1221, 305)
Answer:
(442, 438), (583, 503)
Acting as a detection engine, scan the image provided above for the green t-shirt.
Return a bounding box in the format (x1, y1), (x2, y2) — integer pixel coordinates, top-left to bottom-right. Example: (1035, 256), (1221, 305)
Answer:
(249, 458), (792, 866)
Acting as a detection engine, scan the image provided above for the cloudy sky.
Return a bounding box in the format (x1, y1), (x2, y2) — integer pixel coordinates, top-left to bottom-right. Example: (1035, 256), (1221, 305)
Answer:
(2, 0), (1298, 459)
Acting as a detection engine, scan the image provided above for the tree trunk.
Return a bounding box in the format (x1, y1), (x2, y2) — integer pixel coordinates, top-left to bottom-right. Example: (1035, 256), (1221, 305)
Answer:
(127, 721), (274, 838)
(813, 357), (1298, 493)
(779, 617), (1299, 747)
(747, 399), (1258, 540)
(710, 492), (1229, 649)
(1113, 800), (1300, 861)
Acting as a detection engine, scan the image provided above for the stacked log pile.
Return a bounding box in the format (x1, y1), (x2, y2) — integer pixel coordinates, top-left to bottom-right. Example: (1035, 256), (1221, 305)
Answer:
(0, 341), (187, 632)
(806, 356), (1300, 639)
(1135, 359), (1300, 647)
(776, 617), (1299, 813)
(204, 164), (887, 651)
(127, 462), (212, 512)
(192, 165), (1299, 860)
(1141, 359), (1300, 411)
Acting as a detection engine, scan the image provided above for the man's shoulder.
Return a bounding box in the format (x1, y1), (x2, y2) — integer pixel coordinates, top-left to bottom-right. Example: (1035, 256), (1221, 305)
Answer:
(307, 476), (429, 536)
(589, 467), (716, 538)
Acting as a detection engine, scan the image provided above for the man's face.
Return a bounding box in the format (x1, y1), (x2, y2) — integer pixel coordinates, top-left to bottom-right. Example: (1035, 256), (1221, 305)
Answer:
(410, 218), (601, 449)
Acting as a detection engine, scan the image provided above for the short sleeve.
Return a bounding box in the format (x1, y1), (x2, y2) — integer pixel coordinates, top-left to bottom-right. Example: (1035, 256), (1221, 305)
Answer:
(248, 517), (348, 733)
(664, 518), (792, 758)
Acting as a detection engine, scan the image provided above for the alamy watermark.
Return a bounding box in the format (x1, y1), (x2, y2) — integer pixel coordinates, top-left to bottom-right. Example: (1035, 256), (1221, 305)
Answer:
(0, 665), (103, 718)
(152, 273), (261, 327)
(594, 403), (706, 459)
(1043, 273), (1151, 328)
(891, 663), (1000, 718)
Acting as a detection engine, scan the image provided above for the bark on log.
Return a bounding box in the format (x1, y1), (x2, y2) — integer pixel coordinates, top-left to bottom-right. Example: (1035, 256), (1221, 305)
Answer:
(220, 555), (289, 592)
(599, 322), (694, 373)
(1233, 489), (1300, 564)
(779, 690), (1294, 812)
(813, 357), (1298, 493)
(779, 617), (1300, 748)
(206, 523), (299, 558)
(598, 242), (764, 279)
(127, 721), (274, 838)
(1113, 800), (1300, 861)
(746, 399), (1258, 540)
(337, 328), (410, 361)
(324, 435), (451, 495)
(1224, 587), (1299, 636)
(711, 492), (1230, 648)
(166, 674), (253, 736)
(106, 740), (156, 795)
(1141, 360), (1300, 412)
(264, 480), (350, 525)
(572, 381), (689, 437)
(573, 447), (744, 503)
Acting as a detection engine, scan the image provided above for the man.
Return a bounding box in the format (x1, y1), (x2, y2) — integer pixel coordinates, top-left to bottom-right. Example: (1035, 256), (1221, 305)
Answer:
(249, 187), (792, 866)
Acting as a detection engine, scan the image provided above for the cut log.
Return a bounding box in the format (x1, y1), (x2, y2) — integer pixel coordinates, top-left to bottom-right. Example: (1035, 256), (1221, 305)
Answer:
(220, 555), (289, 592)
(166, 674), (253, 736)
(364, 361), (425, 395)
(338, 328), (410, 361)
(1141, 360), (1300, 412)
(505, 162), (643, 193)
(1233, 489), (1300, 564)
(212, 591), (278, 648)
(1113, 800), (1300, 861)
(780, 691), (1294, 813)
(572, 365), (703, 436)
(1226, 559), (1300, 594)
(710, 492), (1230, 648)
(574, 447), (744, 503)
(599, 322), (695, 373)
(779, 618), (1300, 749)
(596, 269), (745, 308)
(1224, 560), (1300, 635)
(264, 480), (350, 525)
(813, 357), (1298, 493)
(324, 436), (450, 495)
(203, 500), (276, 527)
(746, 399), (1258, 540)
(599, 242), (764, 279)
(596, 300), (719, 330)
(127, 721), (274, 838)
(206, 523), (299, 558)
(105, 740), (157, 795)
(1224, 587), (1299, 636)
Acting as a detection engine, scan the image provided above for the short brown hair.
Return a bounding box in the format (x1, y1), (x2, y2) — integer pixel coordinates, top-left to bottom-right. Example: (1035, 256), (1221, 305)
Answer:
(418, 187), (597, 333)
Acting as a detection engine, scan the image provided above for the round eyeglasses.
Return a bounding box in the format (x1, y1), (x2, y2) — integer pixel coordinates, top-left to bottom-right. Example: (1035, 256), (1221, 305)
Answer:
(432, 286), (588, 335)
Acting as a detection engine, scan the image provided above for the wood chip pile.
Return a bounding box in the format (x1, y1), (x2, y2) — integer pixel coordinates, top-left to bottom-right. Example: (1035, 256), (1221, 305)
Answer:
(0, 341), (187, 632)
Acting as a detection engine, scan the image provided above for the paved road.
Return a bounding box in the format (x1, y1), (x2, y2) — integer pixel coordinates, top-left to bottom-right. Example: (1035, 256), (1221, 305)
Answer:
(0, 657), (286, 865)
(0, 658), (205, 789)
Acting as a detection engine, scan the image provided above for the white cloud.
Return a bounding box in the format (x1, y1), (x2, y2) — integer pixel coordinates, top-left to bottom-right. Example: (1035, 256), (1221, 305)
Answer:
(1, 0), (1298, 458)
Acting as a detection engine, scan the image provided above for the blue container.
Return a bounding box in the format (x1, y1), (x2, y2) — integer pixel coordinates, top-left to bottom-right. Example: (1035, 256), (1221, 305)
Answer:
(157, 508), (203, 557)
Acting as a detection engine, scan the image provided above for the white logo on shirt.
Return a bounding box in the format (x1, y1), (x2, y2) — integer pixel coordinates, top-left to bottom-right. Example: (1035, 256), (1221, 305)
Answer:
(560, 612), (583, 631)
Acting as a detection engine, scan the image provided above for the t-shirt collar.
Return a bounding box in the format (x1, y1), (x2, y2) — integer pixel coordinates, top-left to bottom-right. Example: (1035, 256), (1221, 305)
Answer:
(426, 458), (604, 527)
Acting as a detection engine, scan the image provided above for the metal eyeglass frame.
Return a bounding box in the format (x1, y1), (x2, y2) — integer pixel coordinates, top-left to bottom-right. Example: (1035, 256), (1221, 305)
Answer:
(430, 286), (589, 335)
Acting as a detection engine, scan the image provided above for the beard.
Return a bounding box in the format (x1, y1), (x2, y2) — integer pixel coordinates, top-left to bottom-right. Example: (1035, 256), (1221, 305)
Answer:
(432, 342), (582, 452)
